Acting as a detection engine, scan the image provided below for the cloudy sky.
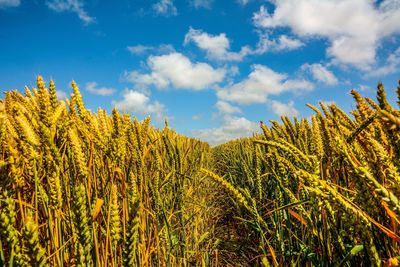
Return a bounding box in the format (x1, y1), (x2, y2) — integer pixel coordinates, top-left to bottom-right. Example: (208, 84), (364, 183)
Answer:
(1, 0), (399, 145)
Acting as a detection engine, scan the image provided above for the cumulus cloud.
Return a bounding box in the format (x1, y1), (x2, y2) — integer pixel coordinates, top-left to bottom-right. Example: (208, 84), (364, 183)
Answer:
(85, 82), (116, 96)
(191, 0), (213, 9)
(125, 52), (226, 90)
(269, 100), (299, 117)
(255, 34), (304, 53)
(301, 63), (338, 85)
(237, 0), (250, 6)
(0, 0), (20, 8)
(127, 45), (152, 55)
(152, 0), (177, 16)
(357, 84), (371, 92)
(273, 35), (304, 50)
(184, 28), (303, 61)
(113, 90), (166, 121)
(253, 0), (400, 70)
(127, 44), (174, 56)
(217, 64), (314, 105)
(46, 0), (94, 24)
(184, 28), (251, 61)
(192, 115), (259, 145)
(366, 47), (400, 78)
(192, 114), (202, 121)
(216, 100), (242, 114)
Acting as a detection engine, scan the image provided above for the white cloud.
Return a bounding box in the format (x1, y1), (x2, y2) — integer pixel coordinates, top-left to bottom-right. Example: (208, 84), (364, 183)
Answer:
(46, 0), (94, 24)
(85, 82), (116, 96)
(153, 0), (177, 16)
(192, 115), (259, 145)
(301, 63), (338, 85)
(216, 100), (242, 114)
(255, 34), (304, 53)
(113, 90), (166, 121)
(127, 45), (152, 55)
(217, 64), (314, 105)
(192, 114), (202, 121)
(269, 100), (299, 117)
(237, 0), (250, 6)
(184, 28), (251, 61)
(274, 35), (304, 50)
(191, 0), (213, 9)
(125, 52), (226, 90)
(357, 84), (371, 92)
(0, 0), (20, 8)
(56, 90), (68, 100)
(366, 47), (400, 77)
(184, 28), (303, 61)
(127, 44), (174, 55)
(253, 0), (400, 70)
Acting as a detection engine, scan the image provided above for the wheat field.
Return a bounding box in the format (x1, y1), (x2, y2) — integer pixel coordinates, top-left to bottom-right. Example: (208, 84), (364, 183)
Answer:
(0, 76), (400, 266)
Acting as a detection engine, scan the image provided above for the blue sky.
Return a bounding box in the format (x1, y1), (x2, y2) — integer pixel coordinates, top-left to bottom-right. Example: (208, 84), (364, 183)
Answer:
(1, 0), (399, 145)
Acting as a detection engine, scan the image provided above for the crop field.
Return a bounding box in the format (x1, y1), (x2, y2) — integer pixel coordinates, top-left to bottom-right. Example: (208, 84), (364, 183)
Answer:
(1, 76), (400, 266)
